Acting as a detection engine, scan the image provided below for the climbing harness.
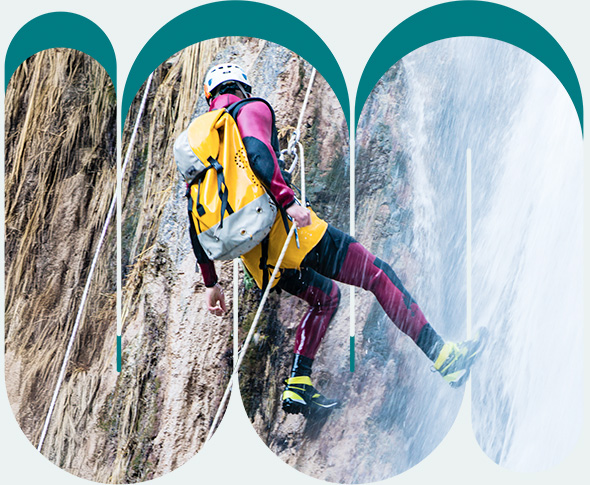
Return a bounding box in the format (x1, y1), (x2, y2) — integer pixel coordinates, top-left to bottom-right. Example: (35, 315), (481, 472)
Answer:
(36, 73), (154, 453)
(206, 67), (316, 442)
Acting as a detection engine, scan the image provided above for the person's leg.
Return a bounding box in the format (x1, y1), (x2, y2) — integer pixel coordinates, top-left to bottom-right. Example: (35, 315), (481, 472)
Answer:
(278, 267), (340, 360)
(277, 268), (340, 414)
(302, 225), (487, 386)
(301, 225), (442, 356)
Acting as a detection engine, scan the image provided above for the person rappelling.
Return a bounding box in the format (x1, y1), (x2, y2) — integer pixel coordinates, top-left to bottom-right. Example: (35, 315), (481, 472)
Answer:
(174, 63), (487, 417)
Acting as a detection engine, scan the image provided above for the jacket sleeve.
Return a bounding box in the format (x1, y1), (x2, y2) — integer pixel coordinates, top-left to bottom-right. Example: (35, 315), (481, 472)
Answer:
(236, 101), (296, 209)
(188, 211), (218, 287)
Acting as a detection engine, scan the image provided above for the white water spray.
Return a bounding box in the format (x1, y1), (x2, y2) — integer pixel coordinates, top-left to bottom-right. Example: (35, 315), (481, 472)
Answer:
(402, 38), (583, 471)
(470, 53), (583, 472)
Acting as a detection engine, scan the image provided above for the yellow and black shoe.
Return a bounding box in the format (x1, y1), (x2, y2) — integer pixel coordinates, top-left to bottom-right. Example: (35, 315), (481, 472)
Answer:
(433, 327), (488, 387)
(282, 376), (339, 416)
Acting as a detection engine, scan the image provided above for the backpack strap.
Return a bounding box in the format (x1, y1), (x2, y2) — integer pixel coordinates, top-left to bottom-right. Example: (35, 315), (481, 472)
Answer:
(208, 156), (234, 228)
(226, 97), (276, 124)
(189, 156), (234, 231)
(186, 185), (206, 247)
(259, 235), (270, 291)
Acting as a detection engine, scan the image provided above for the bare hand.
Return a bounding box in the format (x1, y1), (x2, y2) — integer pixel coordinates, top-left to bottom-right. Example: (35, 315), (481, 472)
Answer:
(286, 203), (311, 228)
(205, 284), (227, 316)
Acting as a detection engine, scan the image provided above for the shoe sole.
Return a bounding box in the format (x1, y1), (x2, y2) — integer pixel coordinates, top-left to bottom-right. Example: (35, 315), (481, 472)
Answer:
(282, 398), (339, 416)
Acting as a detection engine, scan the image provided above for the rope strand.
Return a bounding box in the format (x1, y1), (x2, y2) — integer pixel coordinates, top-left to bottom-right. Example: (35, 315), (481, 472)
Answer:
(285, 68), (316, 174)
(36, 73), (154, 453)
(206, 67), (314, 442)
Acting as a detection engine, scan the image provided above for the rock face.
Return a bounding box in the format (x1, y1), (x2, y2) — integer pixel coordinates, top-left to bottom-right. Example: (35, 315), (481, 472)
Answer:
(3, 37), (348, 483)
(4, 49), (117, 477)
(114, 37), (349, 483)
(5, 39), (460, 485)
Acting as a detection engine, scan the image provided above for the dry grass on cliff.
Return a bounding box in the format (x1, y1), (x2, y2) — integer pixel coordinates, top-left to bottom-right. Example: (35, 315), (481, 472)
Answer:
(110, 38), (237, 483)
(4, 49), (116, 448)
(121, 40), (226, 270)
(120, 39), (227, 330)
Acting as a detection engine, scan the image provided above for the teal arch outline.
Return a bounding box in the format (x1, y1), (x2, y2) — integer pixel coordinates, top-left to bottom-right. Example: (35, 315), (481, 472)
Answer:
(122, 1), (348, 131)
(355, 1), (583, 134)
(5, 12), (116, 90)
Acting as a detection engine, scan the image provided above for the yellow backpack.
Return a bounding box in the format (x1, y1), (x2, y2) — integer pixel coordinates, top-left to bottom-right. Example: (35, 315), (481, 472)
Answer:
(174, 101), (277, 260)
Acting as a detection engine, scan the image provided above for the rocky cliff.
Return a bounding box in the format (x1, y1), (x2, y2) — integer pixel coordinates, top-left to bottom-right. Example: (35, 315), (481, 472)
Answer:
(113, 37), (349, 482)
(4, 39), (459, 485)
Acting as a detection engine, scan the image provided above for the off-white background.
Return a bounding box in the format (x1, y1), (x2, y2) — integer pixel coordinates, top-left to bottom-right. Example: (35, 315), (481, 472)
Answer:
(1, 1), (588, 484)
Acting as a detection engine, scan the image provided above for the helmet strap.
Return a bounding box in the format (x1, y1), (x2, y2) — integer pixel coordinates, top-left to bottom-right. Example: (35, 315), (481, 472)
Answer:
(206, 81), (251, 104)
(236, 82), (250, 99)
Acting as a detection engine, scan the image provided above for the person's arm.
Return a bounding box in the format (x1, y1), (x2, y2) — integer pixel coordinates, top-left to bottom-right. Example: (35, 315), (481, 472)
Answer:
(236, 101), (296, 209)
(188, 212), (218, 287)
(188, 214), (228, 315)
(237, 101), (311, 227)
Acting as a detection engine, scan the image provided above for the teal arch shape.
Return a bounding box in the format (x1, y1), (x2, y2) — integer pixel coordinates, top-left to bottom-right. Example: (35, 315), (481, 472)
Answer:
(122, 0), (348, 131)
(355, 1), (583, 135)
(5, 12), (116, 91)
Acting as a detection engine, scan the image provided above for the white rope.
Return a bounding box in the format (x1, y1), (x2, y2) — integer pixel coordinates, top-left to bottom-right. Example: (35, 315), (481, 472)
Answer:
(37, 72), (154, 453)
(295, 68), (316, 140)
(206, 225), (296, 443)
(285, 68), (316, 174)
(121, 74), (154, 185)
(233, 258), (239, 371)
(206, 69), (313, 441)
(298, 142), (306, 205)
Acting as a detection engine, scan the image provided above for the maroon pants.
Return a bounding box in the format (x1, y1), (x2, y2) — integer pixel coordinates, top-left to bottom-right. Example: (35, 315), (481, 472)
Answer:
(278, 225), (429, 359)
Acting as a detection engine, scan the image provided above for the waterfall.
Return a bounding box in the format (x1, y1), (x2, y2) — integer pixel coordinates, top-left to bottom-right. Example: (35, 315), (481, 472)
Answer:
(400, 37), (583, 472)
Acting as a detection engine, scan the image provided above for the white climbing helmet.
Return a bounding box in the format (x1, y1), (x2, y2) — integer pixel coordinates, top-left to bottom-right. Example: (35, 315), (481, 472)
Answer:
(203, 63), (251, 100)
